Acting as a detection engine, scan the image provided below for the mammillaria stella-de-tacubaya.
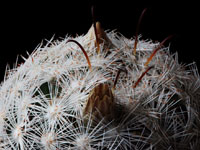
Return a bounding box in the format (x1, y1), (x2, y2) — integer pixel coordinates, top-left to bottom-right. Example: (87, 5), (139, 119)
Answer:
(0, 9), (200, 150)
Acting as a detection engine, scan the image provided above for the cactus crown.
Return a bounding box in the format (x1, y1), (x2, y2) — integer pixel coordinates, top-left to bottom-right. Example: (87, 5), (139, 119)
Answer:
(0, 9), (200, 150)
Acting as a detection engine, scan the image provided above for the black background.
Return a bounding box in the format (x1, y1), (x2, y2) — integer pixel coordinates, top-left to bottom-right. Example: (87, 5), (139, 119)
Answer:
(0, 1), (199, 81)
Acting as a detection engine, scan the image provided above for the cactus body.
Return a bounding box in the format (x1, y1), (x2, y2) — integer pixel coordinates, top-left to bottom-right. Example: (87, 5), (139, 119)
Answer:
(0, 22), (200, 150)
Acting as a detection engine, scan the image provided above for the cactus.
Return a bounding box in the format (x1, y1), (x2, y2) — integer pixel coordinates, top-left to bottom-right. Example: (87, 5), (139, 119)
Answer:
(0, 12), (200, 150)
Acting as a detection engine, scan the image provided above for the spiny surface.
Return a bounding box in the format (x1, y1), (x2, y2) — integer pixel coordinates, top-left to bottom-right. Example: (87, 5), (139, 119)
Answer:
(0, 24), (200, 150)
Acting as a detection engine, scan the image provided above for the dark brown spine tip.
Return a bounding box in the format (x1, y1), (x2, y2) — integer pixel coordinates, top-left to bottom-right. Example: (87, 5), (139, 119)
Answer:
(145, 35), (173, 66)
(66, 39), (92, 71)
(91, 6), (100, 54)
(112, 68), (127, 91)
(113, 69), (122, 90)
(133, 66), (153, 89)
(133, 8), (147, 55)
